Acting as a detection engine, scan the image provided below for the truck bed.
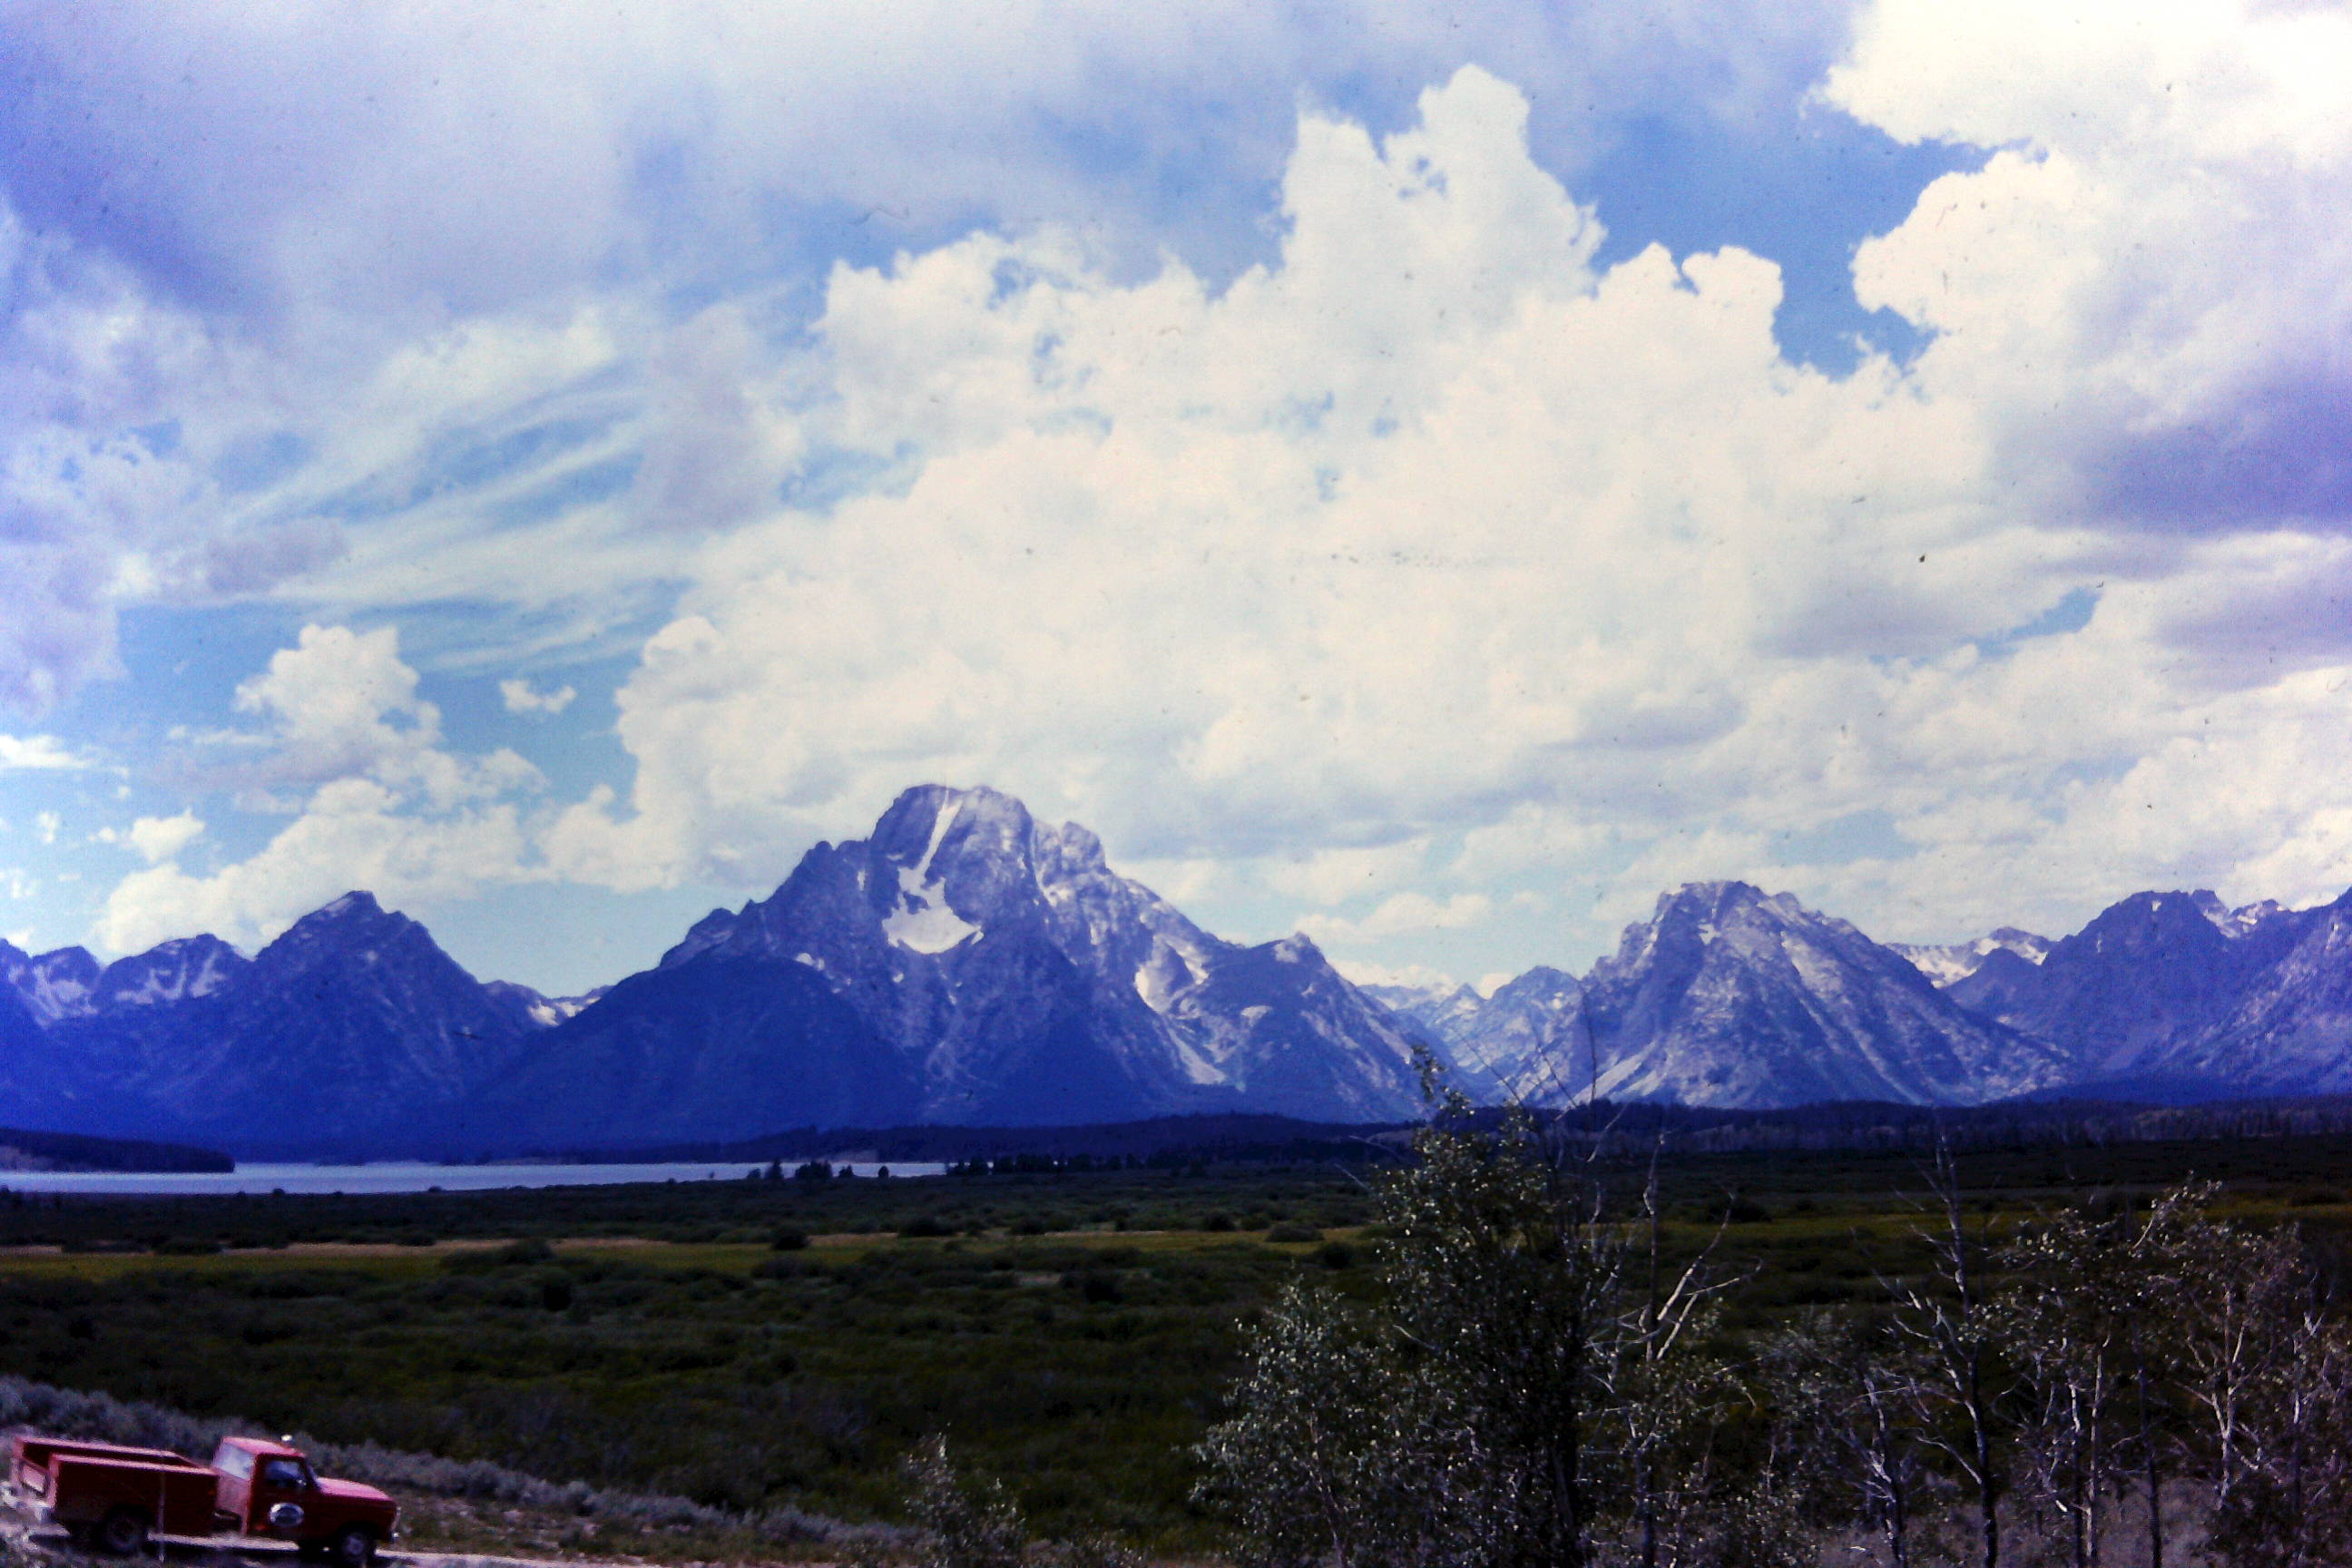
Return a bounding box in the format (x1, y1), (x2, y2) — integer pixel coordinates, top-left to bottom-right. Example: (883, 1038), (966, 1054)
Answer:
(13, 1438), (204, 1499)
(14, 1438), (220, 1536)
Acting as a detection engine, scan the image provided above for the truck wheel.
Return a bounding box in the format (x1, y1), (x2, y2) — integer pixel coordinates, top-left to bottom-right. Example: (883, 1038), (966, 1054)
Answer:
(328, 1525), (377, 1568)
(96, 1507), (151, 1556)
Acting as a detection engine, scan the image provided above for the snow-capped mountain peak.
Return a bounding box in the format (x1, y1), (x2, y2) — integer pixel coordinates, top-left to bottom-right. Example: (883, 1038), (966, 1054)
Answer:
(2192, 890), (2289, 940)
(1892, 926), (2053, 988)
(1574, 881), (2061, 1108)
(472, 783), (1429, 1133)
(0, 943), (102, 1024)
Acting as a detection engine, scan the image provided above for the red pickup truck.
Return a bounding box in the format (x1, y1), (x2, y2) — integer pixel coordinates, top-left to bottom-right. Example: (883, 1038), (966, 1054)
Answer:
(11, 1433), (397, 1564)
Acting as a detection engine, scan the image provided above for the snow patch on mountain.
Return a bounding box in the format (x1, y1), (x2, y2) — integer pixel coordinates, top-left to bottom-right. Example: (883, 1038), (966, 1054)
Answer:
(882, 796), (980, 954)
(2192, 891), (2291, 940)
(0, 946), (101, 1023)
(1572, 882), (2063, 1108)
(1892, 927), (2053, 987)
(99, 936), (247, 1010)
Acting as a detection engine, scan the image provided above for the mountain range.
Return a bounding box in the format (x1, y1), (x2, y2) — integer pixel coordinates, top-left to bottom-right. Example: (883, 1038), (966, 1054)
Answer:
(4, 783), (2351, 1155)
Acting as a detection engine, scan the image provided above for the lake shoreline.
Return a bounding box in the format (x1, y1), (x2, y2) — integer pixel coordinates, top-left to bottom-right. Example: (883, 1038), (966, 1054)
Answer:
(0, 1160), (946, 1196)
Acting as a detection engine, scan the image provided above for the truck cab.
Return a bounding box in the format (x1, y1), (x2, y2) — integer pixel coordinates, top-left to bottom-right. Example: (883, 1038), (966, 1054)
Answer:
(210, 1438), (397, 1565)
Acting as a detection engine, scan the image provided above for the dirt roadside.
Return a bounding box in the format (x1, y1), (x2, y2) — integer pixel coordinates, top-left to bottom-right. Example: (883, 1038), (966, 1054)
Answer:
(0, 1498), (690, 1568)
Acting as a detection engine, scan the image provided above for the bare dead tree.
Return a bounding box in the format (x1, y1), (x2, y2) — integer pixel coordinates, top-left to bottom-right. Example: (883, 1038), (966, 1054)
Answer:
(1886, 1142), (2012, 1568)
(1592, 1138), (1741, 1568)
(1997, 1204), (2137, 1568)
(1759, 1309), (1937, 1568)
(2187, 1229), (2352, 1568)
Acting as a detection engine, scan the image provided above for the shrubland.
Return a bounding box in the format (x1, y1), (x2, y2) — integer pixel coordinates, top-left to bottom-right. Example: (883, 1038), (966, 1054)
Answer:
(6, 1133), (2352, 1560)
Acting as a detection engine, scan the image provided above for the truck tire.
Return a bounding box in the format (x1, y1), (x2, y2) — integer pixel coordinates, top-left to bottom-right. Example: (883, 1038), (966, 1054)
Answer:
(96, 1507), (151, 1556)
(328, 1524), (377, 1568)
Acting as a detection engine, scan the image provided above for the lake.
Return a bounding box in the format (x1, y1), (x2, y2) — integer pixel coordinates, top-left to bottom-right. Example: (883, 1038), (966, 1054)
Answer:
(0, 1161), (946, 1195)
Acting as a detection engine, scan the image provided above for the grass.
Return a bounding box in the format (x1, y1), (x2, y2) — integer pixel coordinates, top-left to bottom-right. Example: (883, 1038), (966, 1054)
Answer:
(4, 1137), (2352, 1553)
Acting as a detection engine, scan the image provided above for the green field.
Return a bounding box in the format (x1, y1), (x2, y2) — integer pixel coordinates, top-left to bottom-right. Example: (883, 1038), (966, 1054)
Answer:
(4, 1138), (2351, 1554)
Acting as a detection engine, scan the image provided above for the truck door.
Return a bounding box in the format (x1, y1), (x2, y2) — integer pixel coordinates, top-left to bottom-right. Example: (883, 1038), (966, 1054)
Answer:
(253, 1456), (317, 1534)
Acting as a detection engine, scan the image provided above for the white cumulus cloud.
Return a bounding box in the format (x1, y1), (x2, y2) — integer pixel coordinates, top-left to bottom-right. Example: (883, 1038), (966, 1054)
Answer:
(97, 779), (530, 956)
(41, 5), (2352, 975)
(94, 627), (544, 954)
(537, 34), (2352, 959)
(126, 811), (203, 866)
(500, 679), (577, 716)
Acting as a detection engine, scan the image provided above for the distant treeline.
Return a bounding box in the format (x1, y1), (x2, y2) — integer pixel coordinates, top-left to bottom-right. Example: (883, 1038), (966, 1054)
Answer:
(561, 1112), (1411, 1167)
(1524, 1094), (2352, 1155)
(542, 1095), (2352, 1168)
(0, 1125), (232, 1173)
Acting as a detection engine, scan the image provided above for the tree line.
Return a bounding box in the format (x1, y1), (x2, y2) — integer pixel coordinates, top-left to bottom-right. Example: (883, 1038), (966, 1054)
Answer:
(1189, 1103), (2352, 1568)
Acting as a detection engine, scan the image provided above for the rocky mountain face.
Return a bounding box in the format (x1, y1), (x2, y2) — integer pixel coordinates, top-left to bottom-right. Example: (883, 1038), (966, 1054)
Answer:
(0, 943), (101, 1024)
(0, 787), (1427, 1153)
(13, 782), (2352, 1149)
(3, 935), (253, 1023)
(484, 785), (1427, 1142)
(2176, 889), (2352, 1094)
(1370, 967), (1587, 1103)
(1908, 888), (2348, 1099)
(1570, 883), (2064, 1108)
(1375, 885), (2064, 1110)
(8, 895), (537, 1151)
(0, 984), (52, 1115)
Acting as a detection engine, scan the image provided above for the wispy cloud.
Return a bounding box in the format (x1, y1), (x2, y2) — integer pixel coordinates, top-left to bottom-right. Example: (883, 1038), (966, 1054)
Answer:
(0, 735), (90, 772)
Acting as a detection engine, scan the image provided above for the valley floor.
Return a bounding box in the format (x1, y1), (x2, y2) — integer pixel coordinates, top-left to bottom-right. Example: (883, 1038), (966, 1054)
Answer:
(0, 1138), (2349, 1557)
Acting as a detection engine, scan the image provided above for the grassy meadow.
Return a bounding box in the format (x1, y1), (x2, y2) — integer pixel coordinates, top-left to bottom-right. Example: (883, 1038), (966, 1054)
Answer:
(3, 1137), (2352, 1555)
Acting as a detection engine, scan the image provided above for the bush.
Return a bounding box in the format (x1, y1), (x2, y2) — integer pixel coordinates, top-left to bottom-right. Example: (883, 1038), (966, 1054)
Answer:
(770, 1227), (810, 1250)
(884, 1436), (1141, 1568)
(1264, 1223), (1322, 1244)
(1065, 1269), (1124, 1305)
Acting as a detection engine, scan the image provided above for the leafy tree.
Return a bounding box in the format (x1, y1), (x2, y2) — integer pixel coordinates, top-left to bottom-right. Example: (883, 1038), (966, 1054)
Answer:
(1192, 1282), (1470, 1568)
(1199, 1098), (1741, 1568)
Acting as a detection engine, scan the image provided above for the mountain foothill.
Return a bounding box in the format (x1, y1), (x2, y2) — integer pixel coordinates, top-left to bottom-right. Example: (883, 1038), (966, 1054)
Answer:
(5, 784), (2350, 1157)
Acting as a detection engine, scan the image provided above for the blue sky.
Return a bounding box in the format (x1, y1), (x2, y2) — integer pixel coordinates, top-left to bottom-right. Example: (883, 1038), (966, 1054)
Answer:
(3, 0), (2350, 996)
